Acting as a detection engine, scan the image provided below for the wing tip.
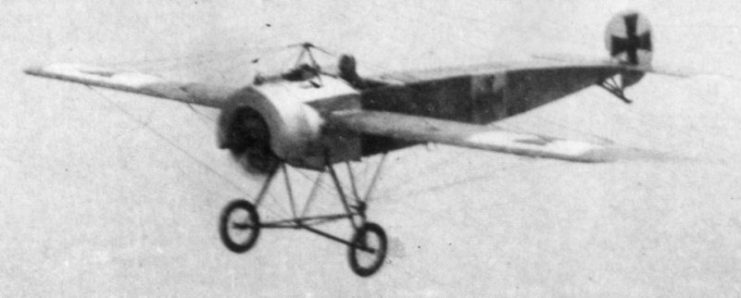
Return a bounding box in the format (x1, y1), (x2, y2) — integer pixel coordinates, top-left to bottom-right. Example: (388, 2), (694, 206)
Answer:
(581, 146), (686, 163)
(23, 65), (44, 76)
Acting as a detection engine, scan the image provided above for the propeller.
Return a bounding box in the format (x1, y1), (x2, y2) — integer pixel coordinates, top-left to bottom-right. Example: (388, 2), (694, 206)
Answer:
(222, 107), (279, 176)
(605, 11), (652, 66)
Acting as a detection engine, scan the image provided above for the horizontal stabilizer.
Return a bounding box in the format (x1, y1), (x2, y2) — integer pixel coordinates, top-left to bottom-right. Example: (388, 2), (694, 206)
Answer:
(532, 54), (692, 78)
(329, 111), (631, 163)
(25, 63), (236, 108)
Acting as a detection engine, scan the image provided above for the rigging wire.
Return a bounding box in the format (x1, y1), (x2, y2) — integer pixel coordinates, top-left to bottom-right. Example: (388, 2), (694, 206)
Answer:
(86, 86), (249, 195)
(186, 103), (217, 124)
(87, 86), (293, 219)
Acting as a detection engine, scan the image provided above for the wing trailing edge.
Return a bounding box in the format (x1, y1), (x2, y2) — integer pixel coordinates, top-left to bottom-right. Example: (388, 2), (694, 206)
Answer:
(329, 110), (631, 163)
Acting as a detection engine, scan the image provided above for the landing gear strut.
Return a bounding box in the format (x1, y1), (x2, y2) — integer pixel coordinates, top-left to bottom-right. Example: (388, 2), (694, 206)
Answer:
(218, 154), (389, 277)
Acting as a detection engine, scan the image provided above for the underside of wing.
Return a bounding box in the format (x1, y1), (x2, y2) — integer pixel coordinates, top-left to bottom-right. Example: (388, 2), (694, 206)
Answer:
(25, 63), (237, 108)
(329, 111), (624, 163)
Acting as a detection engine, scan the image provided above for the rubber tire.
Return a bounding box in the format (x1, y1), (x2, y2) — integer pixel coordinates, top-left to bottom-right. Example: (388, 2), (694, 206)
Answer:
(219, 199), (260, 253)
(348, 222), (387, 277)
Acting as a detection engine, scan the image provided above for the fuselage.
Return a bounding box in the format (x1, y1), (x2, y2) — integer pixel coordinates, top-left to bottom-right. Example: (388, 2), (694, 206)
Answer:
(219, 63), (634, 171)
(357, 65), (625, 156)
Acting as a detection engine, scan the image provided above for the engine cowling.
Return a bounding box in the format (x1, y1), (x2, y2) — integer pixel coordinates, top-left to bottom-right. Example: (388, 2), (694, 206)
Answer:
(218, 75), (362, 173)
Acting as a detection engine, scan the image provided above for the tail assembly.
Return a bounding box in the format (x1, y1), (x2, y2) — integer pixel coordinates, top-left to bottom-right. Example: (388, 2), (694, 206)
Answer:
(605, 11), (653, 67)
(604, 11), (653, 90)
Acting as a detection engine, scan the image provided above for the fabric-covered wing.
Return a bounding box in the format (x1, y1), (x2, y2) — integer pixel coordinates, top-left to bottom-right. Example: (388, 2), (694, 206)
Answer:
(329, 111), (621, 163)
(25, 63), (237, 108)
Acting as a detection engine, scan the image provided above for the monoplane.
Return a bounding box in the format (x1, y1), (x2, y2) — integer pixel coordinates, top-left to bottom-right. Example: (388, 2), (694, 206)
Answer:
(26, 11), (674, 277)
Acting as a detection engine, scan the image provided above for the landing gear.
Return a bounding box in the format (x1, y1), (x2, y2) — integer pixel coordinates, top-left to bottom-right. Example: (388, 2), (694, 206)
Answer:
(348, 222), (388, 277)
(219, 200), (260, 253)
(218, 154), (389, 277)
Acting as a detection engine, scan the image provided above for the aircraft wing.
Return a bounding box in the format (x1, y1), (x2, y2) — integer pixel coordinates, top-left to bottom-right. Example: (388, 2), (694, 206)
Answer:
(24, 63), (237, 108)
(329, 110), (626, 163)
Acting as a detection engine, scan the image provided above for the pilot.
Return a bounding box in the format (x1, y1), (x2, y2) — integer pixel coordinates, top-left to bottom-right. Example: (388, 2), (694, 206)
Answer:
(338, 54), (366, 89)
(283, 63), (318, 81)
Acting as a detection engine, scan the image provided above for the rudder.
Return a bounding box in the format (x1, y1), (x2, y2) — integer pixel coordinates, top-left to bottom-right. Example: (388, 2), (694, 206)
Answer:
(605, 11), (653, 67)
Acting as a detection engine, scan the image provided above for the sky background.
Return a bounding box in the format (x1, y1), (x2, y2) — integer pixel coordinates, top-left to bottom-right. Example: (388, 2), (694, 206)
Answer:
(3, 0), (741, 296)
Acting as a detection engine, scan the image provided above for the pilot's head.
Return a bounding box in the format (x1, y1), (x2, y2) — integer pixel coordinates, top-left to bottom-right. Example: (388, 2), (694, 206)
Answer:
(298, 63), (316, 80)
(339, 54), (357, 79)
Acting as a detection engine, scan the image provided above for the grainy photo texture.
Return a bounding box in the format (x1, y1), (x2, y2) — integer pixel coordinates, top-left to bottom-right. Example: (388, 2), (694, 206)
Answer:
(4, 0), (741, 296)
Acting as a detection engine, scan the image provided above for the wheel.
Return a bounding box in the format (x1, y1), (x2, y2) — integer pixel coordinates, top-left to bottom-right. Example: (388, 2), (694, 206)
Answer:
(219, 199), (260, 253)
(348, 222), (387, 277)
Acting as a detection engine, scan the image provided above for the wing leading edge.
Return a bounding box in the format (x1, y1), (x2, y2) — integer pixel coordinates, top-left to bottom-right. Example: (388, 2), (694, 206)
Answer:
(329, 110), (623, 163)
(24, 63), (237, 108)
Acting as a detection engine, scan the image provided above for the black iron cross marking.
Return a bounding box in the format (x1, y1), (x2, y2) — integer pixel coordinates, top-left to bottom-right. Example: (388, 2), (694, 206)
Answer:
(611, 13), (652, 65)
(80, 69), (116, 78)
(516, 136), (555, 146)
